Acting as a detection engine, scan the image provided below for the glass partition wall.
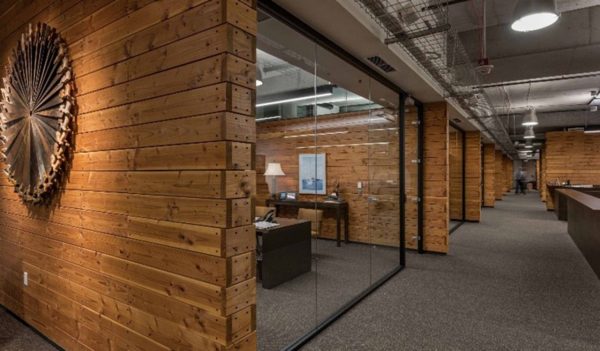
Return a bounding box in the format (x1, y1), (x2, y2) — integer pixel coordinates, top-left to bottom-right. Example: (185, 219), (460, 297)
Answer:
(255, 8), (411, 350)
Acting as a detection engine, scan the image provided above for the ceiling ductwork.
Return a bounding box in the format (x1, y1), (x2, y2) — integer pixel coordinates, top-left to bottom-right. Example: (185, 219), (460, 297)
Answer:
(354, 0), (518, 157)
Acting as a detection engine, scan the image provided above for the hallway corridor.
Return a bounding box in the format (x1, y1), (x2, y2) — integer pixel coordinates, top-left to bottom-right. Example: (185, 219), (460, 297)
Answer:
(304, 192), (600, 350)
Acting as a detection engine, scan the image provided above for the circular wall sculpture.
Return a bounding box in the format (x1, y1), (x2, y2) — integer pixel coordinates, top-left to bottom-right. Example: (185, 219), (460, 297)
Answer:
(0, 23), (74, 203)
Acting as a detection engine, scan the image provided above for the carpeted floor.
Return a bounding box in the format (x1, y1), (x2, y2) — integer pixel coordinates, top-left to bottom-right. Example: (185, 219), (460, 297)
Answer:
(302, 192), (600, 350)
(0, 308), (59, 351)
(257, 239), (399, 350)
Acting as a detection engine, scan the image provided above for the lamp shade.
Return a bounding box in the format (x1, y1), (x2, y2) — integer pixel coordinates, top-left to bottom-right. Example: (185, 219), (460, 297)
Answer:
(511, 0), (558, 32)
(523, 126), (536, 139)
(522, 109), (539, 126)
(264, 163), (285, 176)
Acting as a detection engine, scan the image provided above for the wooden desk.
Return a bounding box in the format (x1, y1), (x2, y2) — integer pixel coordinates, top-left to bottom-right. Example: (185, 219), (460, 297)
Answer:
(256, 218), (311, 289)
(560, 189), (600, 279)
(266, 200), (349, 247)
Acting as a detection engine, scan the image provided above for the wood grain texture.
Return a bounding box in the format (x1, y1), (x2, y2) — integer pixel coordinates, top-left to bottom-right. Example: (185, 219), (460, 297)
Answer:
(465, 131), (481, 221)
(449, 128), (464, 220)
(494, 150), (505, 200)
(0, 1), (257, 350)
(542, 131), (600, 210)
(482, 144), (496, 207)
(423, 102), (448, 253)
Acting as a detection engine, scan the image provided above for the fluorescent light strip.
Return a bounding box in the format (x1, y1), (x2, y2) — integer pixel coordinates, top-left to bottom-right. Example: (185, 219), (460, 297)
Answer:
(296, 142), (389, 149)
(256, 93), (333, 108)
(284, 131), (348, 139)
(256, 116), (281, 122)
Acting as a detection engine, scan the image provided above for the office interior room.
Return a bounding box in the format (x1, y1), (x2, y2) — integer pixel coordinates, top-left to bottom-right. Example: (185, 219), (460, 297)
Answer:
(0, 0), (600, 351)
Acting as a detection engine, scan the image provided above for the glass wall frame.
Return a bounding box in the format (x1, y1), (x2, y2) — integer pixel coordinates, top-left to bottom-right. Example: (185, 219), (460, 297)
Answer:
(255, 1), (422, 349)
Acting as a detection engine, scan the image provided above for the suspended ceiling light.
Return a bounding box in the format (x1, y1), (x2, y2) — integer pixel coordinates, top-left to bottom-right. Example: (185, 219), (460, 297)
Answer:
(522, 108), (539, 126)
(256, 65), (264, 87)
(511, 0), (559, 32)
(256, 93), (333, 108)
(523, 126), (536, 139)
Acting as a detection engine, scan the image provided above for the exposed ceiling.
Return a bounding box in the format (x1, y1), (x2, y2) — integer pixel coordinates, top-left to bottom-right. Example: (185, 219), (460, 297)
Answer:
(270, 0), (600, 158)
(448, 0), (600, 143)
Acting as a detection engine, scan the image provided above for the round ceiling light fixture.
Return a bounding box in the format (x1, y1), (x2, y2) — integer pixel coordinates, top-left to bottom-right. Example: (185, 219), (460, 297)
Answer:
(522, 108), (539, 126)
(1, 23), (75, 203)
(511, 0), (559, 32)
(256, 64), (264, 87)
(523, 126), (536, 139)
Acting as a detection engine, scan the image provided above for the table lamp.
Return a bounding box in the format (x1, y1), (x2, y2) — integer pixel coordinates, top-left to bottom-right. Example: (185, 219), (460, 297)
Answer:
(264, 162), (285, 198)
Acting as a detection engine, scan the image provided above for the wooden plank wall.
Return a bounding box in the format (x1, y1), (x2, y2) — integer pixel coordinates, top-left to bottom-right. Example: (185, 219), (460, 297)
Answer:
(255, 110), (401, 247)
(423, 102), (449, 253)
(0, 1), (257, 350)
(542, 131), (600, 209)
(540, 146), (547, 202)
(449, 128), (463, 221)
(465, 131), (482, 221)
(494, 150), (505, 200)
(482, 144), (496, 207)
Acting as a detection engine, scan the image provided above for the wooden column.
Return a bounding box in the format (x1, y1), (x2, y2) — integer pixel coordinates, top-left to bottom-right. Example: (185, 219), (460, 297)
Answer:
(0, 1), (257, 350)
(504, 156), (513, 193)
(495, 150), (505, 200)
(423, 102), (449, 253)
(483, 144), (496, 207)
(465, 131), (482, 221)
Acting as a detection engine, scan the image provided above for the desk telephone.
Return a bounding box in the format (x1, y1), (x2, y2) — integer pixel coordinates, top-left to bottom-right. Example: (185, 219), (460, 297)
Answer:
(259, 209), (276, 223)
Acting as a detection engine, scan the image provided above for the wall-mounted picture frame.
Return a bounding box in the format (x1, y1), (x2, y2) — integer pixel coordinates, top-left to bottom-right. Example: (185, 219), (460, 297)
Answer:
(299, 153), (326, 195)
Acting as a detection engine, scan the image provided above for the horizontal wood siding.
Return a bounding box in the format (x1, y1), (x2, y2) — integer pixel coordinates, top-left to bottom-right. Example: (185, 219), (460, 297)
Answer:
(423, 102), (449, 253)
(0, 0), (257, 350)
(465, 131), (481, 221)
(543, 131), (600, 210)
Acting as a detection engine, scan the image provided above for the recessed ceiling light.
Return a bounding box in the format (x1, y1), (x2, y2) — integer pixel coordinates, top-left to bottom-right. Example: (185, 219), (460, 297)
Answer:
(511, 0), (559, 32)
(256, 79), (263, 87)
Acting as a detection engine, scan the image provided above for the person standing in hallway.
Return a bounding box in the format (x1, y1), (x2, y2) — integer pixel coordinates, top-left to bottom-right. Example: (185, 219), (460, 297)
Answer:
(515, 168), (527, 195)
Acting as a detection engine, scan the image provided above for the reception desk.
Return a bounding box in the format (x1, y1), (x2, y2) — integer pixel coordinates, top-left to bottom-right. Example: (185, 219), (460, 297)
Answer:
(559, 189), (600, 278)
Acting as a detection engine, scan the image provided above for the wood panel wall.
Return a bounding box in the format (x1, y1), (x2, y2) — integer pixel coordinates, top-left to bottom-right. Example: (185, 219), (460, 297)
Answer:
(255, 110), (401, 247)
(449, 128), (463, 221)
(482, 144), (496, 207)
(540, 145), (547, 202)
(494, 150), (505, 200)
(405, 108), (419, 249)
(423, 102), (448, 253)
(465, 131), (481, 221)
(542, 131), (600, 209)
(0, 1), (257, 350)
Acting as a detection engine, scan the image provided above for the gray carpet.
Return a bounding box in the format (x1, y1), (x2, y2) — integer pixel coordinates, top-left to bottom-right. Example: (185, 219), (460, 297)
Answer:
(302, 192), (600, 350)
(0, 308), (59, 351)
(257, 239), (399, 350)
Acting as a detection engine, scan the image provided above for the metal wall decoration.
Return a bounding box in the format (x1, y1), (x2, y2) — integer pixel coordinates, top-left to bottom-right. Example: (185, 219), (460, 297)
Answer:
(0, 23), (74, 203)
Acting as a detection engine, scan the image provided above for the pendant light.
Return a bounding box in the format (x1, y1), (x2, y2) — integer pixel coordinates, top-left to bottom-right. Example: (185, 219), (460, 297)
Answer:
(256, 64), (264, 87)
(511, 0), (559, 32)
(522, 108), (539, 126)
(523, 126), (536, 139)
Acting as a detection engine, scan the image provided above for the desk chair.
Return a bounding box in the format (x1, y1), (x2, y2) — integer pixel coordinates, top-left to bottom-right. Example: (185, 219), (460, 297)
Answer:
(297, 208), (323, 237)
